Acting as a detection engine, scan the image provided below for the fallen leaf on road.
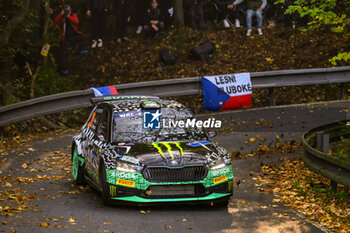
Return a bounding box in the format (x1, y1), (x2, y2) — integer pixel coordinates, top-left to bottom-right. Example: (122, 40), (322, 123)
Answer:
(5, 182), (12, 187)
(21, 163), (28, 169)
(103, 222), (111, 225)
(40, 222), (49, 227)
(165, 225), (172, 230)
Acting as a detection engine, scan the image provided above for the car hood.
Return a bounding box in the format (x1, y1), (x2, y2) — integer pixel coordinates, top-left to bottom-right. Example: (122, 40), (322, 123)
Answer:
(114, 141), (220, 167)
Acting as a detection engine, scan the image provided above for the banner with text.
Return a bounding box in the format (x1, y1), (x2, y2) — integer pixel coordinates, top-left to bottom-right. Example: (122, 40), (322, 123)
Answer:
(201, 73), (252, 111)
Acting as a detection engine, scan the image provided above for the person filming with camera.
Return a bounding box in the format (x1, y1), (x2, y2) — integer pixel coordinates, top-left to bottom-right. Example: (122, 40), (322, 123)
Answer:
(54, 5), (88, 75)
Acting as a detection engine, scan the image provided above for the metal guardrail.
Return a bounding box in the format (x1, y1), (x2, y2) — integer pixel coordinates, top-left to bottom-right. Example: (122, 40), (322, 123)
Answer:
(302, 120), (350, 188)
(1, 66), (350, 127)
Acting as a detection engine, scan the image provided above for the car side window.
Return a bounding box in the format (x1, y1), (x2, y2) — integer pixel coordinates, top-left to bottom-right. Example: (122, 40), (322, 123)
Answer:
(97, 110), (109, 141)
(88, 108), (103, 131)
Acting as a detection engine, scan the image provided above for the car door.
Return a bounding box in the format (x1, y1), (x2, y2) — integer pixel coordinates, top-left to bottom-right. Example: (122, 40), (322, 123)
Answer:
(83, 107), (104, 183)
(87, 107), (111, 184)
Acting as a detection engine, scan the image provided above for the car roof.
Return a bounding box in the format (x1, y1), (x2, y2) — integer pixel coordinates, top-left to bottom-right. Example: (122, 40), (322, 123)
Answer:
(91, 95), (186, 113)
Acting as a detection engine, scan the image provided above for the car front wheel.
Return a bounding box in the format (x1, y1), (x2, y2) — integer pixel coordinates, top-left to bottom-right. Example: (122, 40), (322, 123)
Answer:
(99, 162), (111, 206)
(72, 145), (86, 185)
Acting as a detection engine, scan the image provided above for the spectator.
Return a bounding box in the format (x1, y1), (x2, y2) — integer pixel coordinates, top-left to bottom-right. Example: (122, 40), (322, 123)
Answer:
(213, 0), (241, 28)
(86, 0), (111, 48)
(135, 0), (147, 34)
(159, 0), (174, 29)
(143, 0), (165, 35)
(114, 0), (130, 43)
(234, 0), (267, 36)
(183, 0), (206, 30)
(54, 5), (88, 75)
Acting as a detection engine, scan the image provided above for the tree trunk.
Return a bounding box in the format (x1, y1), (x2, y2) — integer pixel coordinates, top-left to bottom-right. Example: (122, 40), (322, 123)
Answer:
(42, 0), (51, 65)
(174, 0), (184, 26)
(0, 0), (31, 47)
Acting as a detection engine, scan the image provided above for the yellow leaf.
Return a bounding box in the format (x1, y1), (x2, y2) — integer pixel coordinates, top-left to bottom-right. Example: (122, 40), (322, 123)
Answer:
(103, 222), (111, 225)
(5, 182), (12, 187)
(21, 163), (28, 169)
(41, 222), (49, 227)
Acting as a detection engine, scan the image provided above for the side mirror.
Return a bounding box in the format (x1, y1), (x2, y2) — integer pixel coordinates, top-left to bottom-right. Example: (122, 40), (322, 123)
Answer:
(208, 131), (217, 138)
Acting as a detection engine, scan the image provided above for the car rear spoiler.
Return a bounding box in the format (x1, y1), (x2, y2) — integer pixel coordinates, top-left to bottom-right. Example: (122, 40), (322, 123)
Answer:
(90, 95), (160, 106)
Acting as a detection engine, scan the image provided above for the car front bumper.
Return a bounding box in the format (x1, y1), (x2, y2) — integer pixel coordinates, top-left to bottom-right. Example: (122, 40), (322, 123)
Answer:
(106, 165), (233, 204)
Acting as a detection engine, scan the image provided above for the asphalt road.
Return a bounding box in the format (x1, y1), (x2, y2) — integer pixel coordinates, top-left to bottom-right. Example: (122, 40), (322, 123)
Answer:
(1, 100), (349, 233)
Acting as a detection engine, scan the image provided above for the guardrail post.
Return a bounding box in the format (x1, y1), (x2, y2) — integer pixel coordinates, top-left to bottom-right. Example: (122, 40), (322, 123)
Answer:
(340, 83), (345, 100)
(323, 134), (329, 154)
(316, 133), (338, 192)
(315, 132), (323, 148)
(331, 180), (338, 193)
(268, 88), (275, 106)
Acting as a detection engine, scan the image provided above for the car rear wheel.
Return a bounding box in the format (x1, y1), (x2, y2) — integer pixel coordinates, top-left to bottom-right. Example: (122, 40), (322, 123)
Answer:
(72, 145), (86, 185)
(99, 162), (111, 206)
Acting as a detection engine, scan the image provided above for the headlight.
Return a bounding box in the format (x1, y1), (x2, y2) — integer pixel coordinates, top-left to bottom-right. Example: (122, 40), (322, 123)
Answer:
(115, 161), (141, 172)
(209, 158), (231, 170)
(210, 163), (226, 170)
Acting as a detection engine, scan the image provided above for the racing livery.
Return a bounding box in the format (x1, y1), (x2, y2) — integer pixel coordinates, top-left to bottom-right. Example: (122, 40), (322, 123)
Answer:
(71, 95), (233, 205)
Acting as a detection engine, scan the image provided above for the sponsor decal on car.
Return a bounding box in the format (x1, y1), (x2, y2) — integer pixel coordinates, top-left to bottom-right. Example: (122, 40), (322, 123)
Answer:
(212, 167), (230, 176)
(213, 175), (227, 184)
(114, 171), (137, 179)
(120, 155), (140, 165)
(152, 142), (184, 159)
(187, 141), (211, 147)
(117, 179), (135, 187)
(110, 186), (117, 196)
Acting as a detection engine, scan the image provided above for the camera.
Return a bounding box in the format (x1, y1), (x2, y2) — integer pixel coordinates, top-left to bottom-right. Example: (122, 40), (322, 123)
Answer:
(63, 5), (71, 16)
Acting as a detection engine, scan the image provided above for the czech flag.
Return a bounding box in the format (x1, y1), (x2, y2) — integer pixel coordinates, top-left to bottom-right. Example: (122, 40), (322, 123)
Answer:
(201, 73), (252, 111)
(90, 85), (119, 96)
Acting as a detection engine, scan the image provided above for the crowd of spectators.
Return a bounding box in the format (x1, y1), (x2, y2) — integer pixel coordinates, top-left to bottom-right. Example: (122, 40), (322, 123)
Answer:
(52, 0), (297, 74)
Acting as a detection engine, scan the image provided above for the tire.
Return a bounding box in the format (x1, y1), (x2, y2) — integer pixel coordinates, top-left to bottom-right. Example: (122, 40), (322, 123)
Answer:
(99, 162), (111, 206)
(72, 145), (86, 185)
(215, 198), (229, 208)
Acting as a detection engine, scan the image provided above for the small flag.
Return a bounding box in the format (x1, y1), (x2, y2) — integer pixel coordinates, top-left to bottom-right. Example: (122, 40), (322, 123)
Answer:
(90, 85), (118, 96)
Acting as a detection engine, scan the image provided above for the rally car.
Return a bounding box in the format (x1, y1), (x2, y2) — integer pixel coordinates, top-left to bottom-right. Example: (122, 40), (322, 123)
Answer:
(71, 95), (233, 205)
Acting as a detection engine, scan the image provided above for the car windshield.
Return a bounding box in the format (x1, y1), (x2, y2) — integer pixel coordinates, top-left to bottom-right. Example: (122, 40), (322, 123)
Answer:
(112, 108), (208, 143)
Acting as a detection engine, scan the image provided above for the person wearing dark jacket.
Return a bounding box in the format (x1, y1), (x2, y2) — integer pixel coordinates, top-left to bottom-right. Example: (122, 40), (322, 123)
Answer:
(54, 5), (88, 75)
(213, 0), (243, 28)
(135, 0), (148, 34)
(114, 0), (130, 42)
(143, 0), (164, 35)
(183, 0), (206, 30)
(86, 0), (111, 48)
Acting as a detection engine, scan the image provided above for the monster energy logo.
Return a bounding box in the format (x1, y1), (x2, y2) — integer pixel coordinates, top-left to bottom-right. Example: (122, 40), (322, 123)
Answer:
(152, 142), (184, 160)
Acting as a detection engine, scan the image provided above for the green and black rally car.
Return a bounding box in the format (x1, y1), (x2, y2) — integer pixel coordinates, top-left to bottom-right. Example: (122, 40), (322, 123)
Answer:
(71, 95), (233, 205)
